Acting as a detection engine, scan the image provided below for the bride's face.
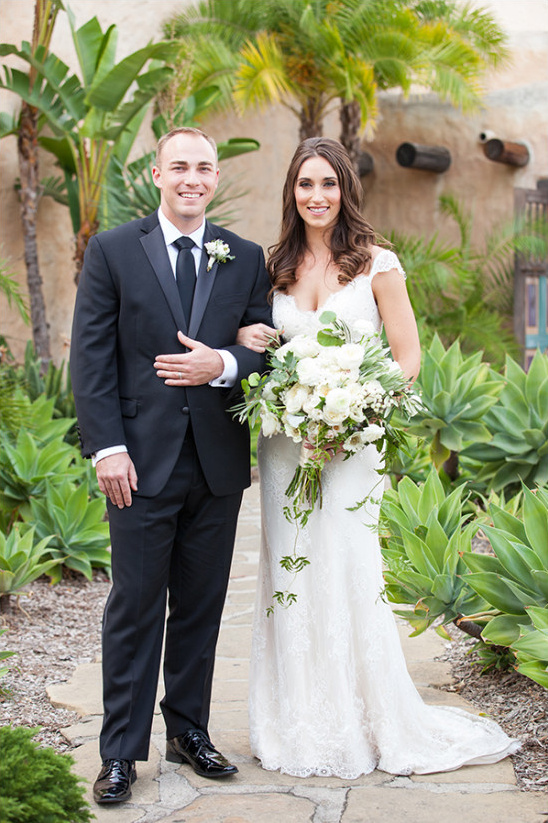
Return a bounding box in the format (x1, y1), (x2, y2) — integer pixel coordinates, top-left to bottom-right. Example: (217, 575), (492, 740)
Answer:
(294, 156), (341, 231)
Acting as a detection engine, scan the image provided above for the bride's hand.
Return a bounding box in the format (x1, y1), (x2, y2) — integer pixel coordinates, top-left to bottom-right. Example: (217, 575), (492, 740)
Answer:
(236, 323), (279, 352)
(302, 438), (343, 464)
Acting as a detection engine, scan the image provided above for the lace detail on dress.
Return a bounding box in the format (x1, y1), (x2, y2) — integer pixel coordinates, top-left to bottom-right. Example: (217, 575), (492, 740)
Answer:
(249, 250), (519, 779)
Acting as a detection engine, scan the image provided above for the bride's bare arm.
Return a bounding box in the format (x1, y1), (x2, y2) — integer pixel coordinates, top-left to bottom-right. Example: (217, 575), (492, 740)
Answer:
(236, 322), (279, 353)
(372, 269), (421, 382)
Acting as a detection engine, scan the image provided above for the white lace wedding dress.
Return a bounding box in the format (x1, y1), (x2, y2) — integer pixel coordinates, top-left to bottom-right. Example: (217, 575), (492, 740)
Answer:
(249, 250), (520, 778)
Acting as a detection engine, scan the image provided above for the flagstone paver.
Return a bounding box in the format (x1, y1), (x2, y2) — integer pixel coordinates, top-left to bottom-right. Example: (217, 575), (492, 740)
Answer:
(50, 482), (547, 823)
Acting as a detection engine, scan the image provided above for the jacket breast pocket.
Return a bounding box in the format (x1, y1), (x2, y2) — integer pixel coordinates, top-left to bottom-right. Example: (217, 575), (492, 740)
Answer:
(120, 397), (138, 418)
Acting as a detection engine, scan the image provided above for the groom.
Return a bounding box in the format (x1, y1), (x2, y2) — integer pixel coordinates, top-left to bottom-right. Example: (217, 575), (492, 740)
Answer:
(70, 127), (271, 804)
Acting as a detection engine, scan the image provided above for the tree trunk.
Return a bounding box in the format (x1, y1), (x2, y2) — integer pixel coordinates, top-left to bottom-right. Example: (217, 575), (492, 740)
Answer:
(17, 102), (51, 369)
(298, 98), (324, 141)
(74, 219), (99, 285)
(339, 99), (362, 174)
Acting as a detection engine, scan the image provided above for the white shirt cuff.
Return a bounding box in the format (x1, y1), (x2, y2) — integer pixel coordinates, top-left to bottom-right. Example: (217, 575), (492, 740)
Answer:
(209, 350), (238, 388)
(92, 445), (128, 467)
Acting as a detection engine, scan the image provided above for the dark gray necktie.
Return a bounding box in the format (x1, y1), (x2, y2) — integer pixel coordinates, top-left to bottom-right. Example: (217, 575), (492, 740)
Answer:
(173, 236), (196, 320)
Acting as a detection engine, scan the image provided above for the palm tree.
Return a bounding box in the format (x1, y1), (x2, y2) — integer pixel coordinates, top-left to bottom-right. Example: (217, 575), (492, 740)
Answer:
(1, 11), (180, 282)
(165, 0), (509, 170)
(0, 0), (64, 368)
(166, 0), (376, 143)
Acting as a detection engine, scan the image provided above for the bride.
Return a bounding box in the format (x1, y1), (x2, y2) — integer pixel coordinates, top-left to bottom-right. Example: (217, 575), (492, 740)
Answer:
(237, 137), (519, 778)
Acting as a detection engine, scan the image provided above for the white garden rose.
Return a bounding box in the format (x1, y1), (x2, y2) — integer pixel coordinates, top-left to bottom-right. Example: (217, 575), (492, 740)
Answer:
(322, 408), (347, 426)
(335, 343), (364, 371)
(261, 410), (281, 437)
(284, 383), (310, 413)
(362, 423), (385, 442)
(296, 357), (329, 386)
(289, 335), (322, 359)
(324, 387), (352, 417)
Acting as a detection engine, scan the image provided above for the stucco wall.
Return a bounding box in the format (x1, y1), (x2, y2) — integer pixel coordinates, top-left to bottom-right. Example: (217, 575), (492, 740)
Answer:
(1, 0), (547, 362)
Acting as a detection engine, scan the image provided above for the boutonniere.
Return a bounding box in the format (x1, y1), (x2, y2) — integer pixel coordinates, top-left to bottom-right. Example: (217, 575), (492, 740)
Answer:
(204, 239), (235, 272)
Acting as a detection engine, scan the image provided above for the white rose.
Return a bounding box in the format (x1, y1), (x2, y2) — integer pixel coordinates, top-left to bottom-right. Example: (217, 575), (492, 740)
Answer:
(324, 387), (352, 418)
(290, 335), (322, 359)
(261, 410), (281, 437)
(362, 423), (385, 442)
(296, 357), (328, 386)
(284, 383), (310, 413)
(322, 408), (347, 426)
(335, 343), (364, 371)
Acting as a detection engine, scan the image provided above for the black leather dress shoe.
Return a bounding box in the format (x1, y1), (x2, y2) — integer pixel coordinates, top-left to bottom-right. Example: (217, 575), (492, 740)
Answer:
(166, 729), (238, 778)
(93, 758), (136, 804)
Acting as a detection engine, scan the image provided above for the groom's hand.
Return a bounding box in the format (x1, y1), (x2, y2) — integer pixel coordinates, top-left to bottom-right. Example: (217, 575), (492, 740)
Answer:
(96, 452), (138, 508)
(154, 331), (224, 386)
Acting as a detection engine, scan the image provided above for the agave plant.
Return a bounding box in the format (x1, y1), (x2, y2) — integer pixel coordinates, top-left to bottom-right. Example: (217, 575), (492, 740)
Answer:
(380, 469), (486, 635)
(401, 335), (503, 476)
(511, 606), (548, 688)
(463, 485), (548, 638)
(463, 351), (548, 492)
(0, 429), (79, 523)
(22, 481), (110, 582)
(0, 525), (60, 604)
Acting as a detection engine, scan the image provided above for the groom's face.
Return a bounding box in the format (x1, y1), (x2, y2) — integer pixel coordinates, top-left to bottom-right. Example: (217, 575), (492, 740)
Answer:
(153, 133), (219, 233)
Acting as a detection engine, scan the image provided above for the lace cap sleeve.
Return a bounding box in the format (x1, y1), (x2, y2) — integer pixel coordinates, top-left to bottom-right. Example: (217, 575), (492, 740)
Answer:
(369, 249), (406, 281)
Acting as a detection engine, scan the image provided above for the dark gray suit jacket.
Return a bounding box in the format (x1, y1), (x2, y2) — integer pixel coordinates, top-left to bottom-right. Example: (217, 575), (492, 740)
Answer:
(70, 212), (272, 497)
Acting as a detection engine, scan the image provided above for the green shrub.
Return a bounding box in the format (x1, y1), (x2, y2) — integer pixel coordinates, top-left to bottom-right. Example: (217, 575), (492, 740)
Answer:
(0, 525), (60, 603)
(402, 335), (503, 475)
(0, 725), (92, 823)
(463, 351), (548, 493)
(462, 484), (548, 688)
(22, 481), (110, 583)
(380, 469), (486, 635)
(18, 342), (77, 439)
(0, 429), (79, 523)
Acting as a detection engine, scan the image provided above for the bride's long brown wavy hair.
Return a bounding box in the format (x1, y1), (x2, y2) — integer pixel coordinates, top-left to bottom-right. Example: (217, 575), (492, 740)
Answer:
(267, 138), (380, 294)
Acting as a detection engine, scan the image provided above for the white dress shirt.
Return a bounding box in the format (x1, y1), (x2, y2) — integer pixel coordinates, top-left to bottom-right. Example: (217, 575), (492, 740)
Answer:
(93, 209), (238, 465)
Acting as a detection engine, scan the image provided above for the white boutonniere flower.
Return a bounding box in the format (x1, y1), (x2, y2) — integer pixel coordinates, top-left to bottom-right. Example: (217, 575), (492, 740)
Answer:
(204, 239), (235, 272)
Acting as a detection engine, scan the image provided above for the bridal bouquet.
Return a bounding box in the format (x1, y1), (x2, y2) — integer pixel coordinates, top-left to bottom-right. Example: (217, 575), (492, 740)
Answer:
(234, 310), (421, 527)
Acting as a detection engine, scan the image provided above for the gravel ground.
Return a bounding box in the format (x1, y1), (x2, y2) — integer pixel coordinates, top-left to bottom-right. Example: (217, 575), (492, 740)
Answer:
(0, 574), (546, 791)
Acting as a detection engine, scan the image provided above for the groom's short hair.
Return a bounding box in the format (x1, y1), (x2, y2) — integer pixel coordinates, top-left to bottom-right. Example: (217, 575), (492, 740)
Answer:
(156, 127), (218, 166)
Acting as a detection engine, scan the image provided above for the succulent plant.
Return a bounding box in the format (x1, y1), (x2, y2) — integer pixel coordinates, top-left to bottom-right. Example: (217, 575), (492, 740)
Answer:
(402, 334), (503, 472)
(463, 351), (548, 492)
(380, 468), (486, 635)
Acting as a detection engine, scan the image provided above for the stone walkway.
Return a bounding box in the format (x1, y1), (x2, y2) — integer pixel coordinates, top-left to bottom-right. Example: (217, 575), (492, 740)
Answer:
(48, 483), (546, 823)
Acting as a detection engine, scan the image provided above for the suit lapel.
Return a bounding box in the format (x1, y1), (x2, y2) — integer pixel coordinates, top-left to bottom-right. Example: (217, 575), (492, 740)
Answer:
(189, 221), (219, 339)
(140, 219), (188, 332)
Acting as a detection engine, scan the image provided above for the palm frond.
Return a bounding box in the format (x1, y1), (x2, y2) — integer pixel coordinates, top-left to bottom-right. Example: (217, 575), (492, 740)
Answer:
(234, 32), (292, 111)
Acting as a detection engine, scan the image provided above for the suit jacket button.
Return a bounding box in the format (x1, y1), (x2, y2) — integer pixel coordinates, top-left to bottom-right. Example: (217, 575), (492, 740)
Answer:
(181, 406), (190, 414)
